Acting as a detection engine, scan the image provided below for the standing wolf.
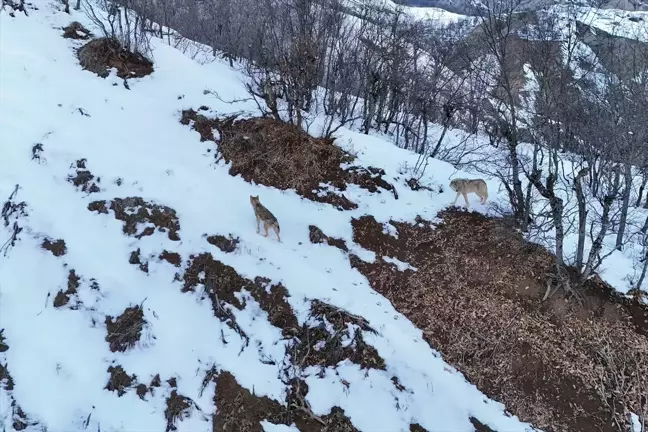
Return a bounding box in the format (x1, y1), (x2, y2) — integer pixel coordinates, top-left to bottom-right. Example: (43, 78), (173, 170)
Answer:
(250, 195), (281, 242)
(449, 178), (488, 208)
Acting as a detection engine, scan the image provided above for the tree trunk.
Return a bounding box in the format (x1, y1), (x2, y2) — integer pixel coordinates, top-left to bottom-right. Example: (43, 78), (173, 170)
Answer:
(615, 163), (633, 250)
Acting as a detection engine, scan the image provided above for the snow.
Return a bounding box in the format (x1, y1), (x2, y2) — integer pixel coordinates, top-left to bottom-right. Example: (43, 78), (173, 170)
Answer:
(0, 2), (538, 432)
(1, 0), (645, 430)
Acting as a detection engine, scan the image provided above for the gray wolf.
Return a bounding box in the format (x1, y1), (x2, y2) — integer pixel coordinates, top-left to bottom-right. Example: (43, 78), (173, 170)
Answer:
(250, 195), (281, 242)
(449, 178), (488, 208)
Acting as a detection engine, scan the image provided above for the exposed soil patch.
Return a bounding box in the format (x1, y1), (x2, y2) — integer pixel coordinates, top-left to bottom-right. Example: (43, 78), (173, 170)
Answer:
(206, 234), (240, 253)
(88, 197), (181, 241)
(41, 238), (67, 257)
(68, 158), (101, 193)
(180, 114), (397, 210)
(213, 371), (358, 432)
(180, 109), (219, 142)
(105, 365), (136, 396)
(289, 300), (385, 371)
(159, 250), (182, 267)
(0, 362), (14, 391)
(78, 37), (153, 79)
(182, 253), (298, 338)
(62, 21), (91, 39)
(165, 390), (195, 432)
(105, 305), (146, 353)
(308, 225), (348, 252)
(350, 210), (648, 432)
(129, 248), (149, 273)
(53, 270), (80, 308)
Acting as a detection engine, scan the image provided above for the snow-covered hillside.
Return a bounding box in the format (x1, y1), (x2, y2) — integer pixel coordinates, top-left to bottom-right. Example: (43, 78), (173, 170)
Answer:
(0, 2), (545, 432)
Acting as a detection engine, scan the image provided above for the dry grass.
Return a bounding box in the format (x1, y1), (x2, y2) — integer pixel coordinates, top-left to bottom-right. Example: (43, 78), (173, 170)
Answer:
(351, 209), (648, 432)
(78, 37), (153, 79)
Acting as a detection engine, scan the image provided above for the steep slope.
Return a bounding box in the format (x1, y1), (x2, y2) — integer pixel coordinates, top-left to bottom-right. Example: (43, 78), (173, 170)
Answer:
(0, 3), (536, 432)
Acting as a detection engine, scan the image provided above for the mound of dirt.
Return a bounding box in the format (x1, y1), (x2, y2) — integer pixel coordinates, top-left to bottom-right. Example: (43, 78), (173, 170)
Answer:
(350, 210), (648, 432)
(88, 197), (181, 241)
(62, 21), (91, 39)
(206, 234), (240, 253)
(105, 305), (146, 353)
(77, 37), (153, 79)
(41, 238), (67, 257)
(67, 158), (100, 193)
(105, 365), (136, 396)
(53, 270), (80, 308)
(179, 113), (397, 210)
(213, 371), (358, 432)
(165, 390), (195, 432)
(308, 225), (348, 252)
(182, 254), (298, 338)
(289, 300), (385, 371)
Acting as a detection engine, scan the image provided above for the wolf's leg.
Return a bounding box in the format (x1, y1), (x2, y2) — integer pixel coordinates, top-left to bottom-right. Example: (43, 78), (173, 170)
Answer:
(274, 226), (281, 242)
(255, 215), (260, 234)
(452, 192), (460, 205)
(263, 223), (269, 237)
(462, 192), (469, 208)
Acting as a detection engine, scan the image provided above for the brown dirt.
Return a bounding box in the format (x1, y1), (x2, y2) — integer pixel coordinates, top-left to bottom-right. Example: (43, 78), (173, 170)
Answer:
(77, 37), (153, 79)
(53, 270), (80, 308)
(165, 390), (194, 432)
(129, 248), (149, 273)
(41, 238), (67, 257)
(308, 225), (348, 252)
(68, 158), (101, 193)
(409, 424), (428, 432)
(213, 371), (358, 432)
(62, 21), (91, 39)
(136, 383), (148, 400)
(0, 362), (14, 391)
(180, 114), (398, 210)
(88, 197), (181, 241)
(105, 305), (146, 353)
(206, 234), (240, 253)
(470, 418), (496, 432)
(159, 250), (182, 267)
(288, 300), (385, 371)
(180, 109), (219, 142)
(105, 365), (136, 396)
(182, 253), (298, 338)
(350, 209), (648, 432)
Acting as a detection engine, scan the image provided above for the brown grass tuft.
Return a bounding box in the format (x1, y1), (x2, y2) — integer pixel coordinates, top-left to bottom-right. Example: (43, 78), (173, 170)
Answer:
(88, 197), (181, 241)
(308, 225), (348, 252)
(78, 37), (153, 79)
(41, 238), (67, 257)
(105, 305), (146, 353)
(206, 234), (240, 253)
(105, 365), (136, 396)
(62, 21), (91, 39)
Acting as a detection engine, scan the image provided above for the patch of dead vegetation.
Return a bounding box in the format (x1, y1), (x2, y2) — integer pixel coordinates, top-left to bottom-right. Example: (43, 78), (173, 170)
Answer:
(88, 197), (181, 241)
(179, 113), (396, 210)
(41, 238), (67, 257)
(206, 234), (240, 253)
(180, 109), (219, 142)
(62, 21), (91, 39)
(78, 37), (153, 79)
(0, 356), (38, 431)
(105, 305), (146, 353)
(0, 329), (8, 353)
(53, 270), (81, 308)
(67, 158), (101, 193)
(129, 248), (149, 273)
(350, 210), (648, 432)
(213, 371), (358, 432)
(288, 300), (385, 371)
(159, 250), (182, 267)
(105, 365), (136, 396)
(165, 390), (197, 432)
(308, 225), (348, 252)
(182, 253), (298, 339)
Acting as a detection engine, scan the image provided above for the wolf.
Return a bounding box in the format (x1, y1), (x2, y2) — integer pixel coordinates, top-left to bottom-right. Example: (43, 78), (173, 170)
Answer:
(449, 178), (488, 208)
(250, 195), (281, 242)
